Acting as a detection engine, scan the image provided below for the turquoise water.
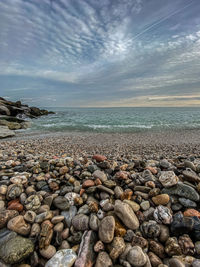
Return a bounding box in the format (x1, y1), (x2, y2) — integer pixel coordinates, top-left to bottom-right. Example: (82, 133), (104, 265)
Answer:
(29, 107), (200, 133)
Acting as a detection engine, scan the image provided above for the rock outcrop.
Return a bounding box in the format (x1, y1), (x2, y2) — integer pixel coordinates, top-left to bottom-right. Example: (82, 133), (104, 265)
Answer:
(0, 97), (54, 138)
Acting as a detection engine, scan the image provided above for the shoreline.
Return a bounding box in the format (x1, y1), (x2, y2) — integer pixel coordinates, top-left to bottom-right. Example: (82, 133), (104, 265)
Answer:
(1, 128), (200, 159)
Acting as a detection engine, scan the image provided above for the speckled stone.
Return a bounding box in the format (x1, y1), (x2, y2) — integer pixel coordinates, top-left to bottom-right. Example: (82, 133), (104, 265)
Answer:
(154, 205), (173, 224)
(95, 251), (112, 267)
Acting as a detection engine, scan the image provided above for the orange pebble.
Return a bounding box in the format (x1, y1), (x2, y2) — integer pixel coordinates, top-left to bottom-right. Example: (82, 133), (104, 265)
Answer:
(184, 209), (200, 218)
(82, 180), (95, 188)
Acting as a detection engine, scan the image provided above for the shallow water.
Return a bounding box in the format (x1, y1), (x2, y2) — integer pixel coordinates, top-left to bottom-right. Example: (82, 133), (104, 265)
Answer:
(27, 107), (200, 133)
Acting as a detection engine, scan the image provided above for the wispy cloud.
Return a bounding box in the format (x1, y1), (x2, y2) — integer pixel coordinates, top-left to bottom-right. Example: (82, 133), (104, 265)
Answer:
(0, 0), (200, 106)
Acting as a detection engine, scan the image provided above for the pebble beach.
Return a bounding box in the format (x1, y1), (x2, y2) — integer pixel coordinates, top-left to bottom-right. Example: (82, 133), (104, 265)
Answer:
(1, 130), (200, 267)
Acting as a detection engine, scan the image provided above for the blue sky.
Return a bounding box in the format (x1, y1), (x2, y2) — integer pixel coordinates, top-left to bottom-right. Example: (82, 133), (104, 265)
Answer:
(0, 0), (200, 107)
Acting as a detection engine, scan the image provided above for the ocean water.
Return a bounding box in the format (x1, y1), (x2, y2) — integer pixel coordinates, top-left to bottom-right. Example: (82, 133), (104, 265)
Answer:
(27, 107), (200, 133)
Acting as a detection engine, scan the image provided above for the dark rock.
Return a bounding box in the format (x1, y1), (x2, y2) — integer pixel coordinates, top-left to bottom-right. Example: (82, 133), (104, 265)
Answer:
(53, 196), (70, 210)
(162, 182), (200, 201)
(170, 212), (194, 236)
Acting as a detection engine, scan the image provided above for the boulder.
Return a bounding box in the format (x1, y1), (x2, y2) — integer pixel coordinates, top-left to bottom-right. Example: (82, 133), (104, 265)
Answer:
(0, 105), (10, 116)
(0, 126), (15, 138)
(0, 120), (21, 130)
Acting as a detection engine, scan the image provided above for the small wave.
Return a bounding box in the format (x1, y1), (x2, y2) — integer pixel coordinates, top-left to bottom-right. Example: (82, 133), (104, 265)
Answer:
(86, 124), (153, 129)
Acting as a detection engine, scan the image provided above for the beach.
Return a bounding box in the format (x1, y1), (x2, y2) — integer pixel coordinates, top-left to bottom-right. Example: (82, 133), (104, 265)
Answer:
(1, 129), (200, 158)
(1, 130), (200, 266)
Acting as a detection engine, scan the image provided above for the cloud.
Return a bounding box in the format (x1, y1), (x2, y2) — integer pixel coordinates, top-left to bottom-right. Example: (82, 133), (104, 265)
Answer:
(0, 0), (200, 106)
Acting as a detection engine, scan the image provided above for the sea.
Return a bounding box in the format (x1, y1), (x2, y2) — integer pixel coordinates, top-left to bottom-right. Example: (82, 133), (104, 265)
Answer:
(26, 107), (200, 134)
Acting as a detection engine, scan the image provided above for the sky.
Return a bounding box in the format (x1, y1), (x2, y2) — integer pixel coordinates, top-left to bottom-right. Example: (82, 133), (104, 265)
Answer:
(0, 0), (200, 107)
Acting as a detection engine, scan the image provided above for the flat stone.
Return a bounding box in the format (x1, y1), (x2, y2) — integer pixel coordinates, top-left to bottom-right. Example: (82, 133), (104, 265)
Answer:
(45, 249), (77, 267)
(183, 209), (200, 217)
(178, 198), (197, 208)
(123, 200), (140, 212)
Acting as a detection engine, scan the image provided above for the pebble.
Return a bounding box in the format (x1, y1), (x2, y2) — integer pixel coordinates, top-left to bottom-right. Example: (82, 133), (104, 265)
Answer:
(108, 236), (125, 261)
(24, 210), (36, 223)
(152, 194), (170, 205)
(140, 201), (150, 211)
(168, 258), (185, 267)
(141, 220), (161, 238)
(154, 205), (173, 224)
(98, 216), (115, 243)
(159, 171), (178, 187)
(40, 245), (56, 259)
(162, 182), (200, 201)
(123, 200), (140, 212)
(25, 195), (41, 211)
(7, 215), (31, 235)
(92, 154), (107, 162)
(114, 200), (139, 230)
(93, 170), (107, 182)
(1, 147), (200, 266)
(127, 246), (147, 266)
(74, 230), (96, 267)
(45, 249), (77, 267)
(62, 206), (77, 227)
(95, 251), (112, 267)
(53, 196), (70, 210)
(72, 214), (89, 231)
(183, 208), (200, 217)
(165, 237), (182, 256)
(178, 198), (197, 208)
